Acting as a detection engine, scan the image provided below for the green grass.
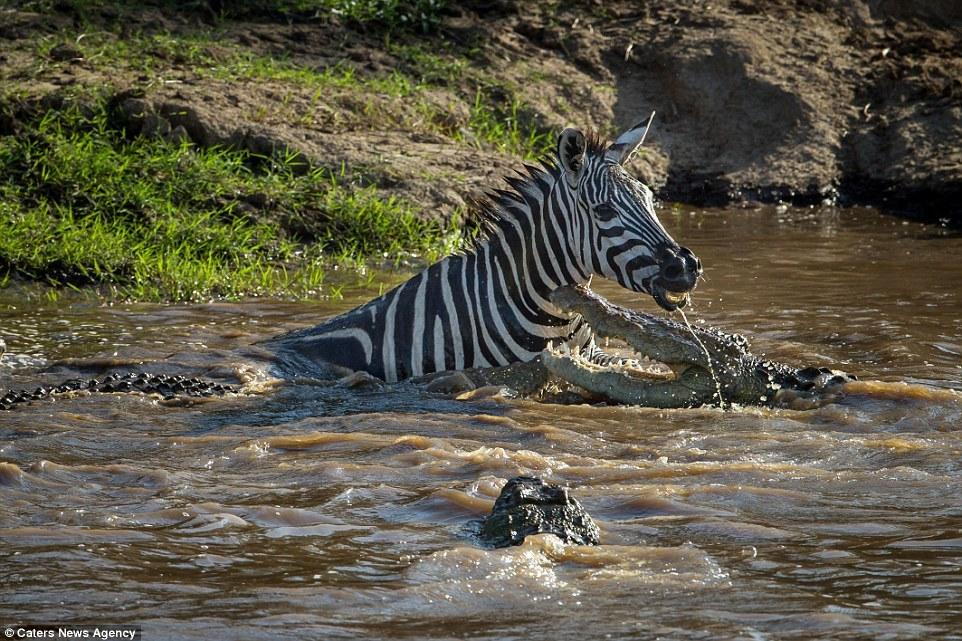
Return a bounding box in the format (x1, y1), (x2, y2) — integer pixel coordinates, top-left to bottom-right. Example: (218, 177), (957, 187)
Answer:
(464, 89), (554, 161)
(219, 55), (418, 97)
(387, 41), (467, 86)
(65, 31), (417, 97)
(22, 18), (554, 159)
(311, 0), (448, 33)
(0, 100), (457, 301)
(4, 0), (448, 33)
(0, 4), (559, 302)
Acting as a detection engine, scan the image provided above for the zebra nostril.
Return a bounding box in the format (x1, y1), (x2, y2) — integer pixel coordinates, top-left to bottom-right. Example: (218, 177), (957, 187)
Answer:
(663, 261), (684, 281)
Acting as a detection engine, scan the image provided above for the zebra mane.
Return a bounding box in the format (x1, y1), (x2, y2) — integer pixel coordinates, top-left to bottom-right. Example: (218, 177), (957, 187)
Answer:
(463, 160), (557, 253)
(463, 131), (607, 254)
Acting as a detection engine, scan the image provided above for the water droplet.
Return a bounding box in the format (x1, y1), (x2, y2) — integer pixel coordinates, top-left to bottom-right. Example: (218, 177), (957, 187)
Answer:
(679, 309), (726, 410)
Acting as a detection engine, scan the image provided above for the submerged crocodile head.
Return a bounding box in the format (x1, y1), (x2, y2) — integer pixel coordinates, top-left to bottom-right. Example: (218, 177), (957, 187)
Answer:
(558, 113), (702, 311)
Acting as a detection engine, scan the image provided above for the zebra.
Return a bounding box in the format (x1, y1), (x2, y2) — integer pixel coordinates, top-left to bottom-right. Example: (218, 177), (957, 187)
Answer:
(272, 114), (702, 383)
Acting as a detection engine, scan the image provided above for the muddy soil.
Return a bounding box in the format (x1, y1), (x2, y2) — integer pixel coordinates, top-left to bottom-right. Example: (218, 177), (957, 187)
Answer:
(1, 0), (959, 223)
(514, 0), (961, 220)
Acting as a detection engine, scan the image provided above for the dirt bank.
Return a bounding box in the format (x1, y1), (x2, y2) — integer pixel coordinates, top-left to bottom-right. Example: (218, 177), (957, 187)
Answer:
(1, 0), (959, 224)
(514, 0), (961, 221)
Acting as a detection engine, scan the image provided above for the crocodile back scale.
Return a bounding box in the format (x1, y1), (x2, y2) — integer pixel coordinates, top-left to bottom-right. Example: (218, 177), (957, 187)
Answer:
(271, 115), (703, 382)
(1, 372), (236, 410)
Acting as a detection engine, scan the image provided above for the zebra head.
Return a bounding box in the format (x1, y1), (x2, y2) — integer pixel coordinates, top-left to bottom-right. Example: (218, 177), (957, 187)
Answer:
(557, 114), (702, 311)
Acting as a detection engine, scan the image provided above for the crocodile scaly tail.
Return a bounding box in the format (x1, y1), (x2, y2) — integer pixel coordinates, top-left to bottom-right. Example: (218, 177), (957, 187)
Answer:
(1, 372), (236, 410)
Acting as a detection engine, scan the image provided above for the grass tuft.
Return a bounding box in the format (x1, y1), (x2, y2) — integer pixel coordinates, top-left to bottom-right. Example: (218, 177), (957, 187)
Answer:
(0, 100), (457, 301)
(464, 89), (554, 161)
(22, 24), (553, 160)
(7, 0), (448, 34)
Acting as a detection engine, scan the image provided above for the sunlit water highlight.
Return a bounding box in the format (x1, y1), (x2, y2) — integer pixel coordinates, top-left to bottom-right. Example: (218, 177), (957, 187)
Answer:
(1, 207), (961, 640)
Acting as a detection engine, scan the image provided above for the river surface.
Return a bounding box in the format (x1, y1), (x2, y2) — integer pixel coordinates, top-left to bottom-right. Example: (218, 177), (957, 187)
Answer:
(1, 207), (961, 640)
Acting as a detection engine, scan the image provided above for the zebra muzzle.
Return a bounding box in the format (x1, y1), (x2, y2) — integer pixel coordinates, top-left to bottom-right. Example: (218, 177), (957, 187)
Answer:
(652, 245), (701, 310)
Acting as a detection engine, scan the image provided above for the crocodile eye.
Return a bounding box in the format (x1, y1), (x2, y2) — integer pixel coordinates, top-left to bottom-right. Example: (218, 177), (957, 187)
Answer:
(594, 204), (619, 222)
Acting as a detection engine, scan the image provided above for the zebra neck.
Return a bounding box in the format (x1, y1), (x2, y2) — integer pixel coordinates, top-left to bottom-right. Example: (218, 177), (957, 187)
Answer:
(468, 166), (591, 314)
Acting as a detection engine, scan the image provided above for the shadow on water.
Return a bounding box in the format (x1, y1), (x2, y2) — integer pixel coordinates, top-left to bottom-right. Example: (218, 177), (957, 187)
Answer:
(191, 381), (512, 434)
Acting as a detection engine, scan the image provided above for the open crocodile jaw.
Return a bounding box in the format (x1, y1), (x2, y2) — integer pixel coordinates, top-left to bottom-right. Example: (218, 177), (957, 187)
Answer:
(542, 285), (855, 408)
(543, 285), (756, 407)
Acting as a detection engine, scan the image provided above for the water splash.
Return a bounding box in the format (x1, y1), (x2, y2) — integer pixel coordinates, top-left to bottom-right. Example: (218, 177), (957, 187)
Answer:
(678, 307), (726, 410)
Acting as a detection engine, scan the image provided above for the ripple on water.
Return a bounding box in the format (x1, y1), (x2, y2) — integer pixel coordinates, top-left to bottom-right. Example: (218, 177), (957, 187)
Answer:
(398, 534), (730, 615)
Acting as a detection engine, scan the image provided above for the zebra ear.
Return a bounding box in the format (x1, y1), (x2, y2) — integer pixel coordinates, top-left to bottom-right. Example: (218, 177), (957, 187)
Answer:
(558, 128), (586, 187)
(605, 111), (655, 165)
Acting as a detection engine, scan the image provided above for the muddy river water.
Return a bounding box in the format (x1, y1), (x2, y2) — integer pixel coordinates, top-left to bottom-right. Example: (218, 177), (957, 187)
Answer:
(1, 207), (961, 639)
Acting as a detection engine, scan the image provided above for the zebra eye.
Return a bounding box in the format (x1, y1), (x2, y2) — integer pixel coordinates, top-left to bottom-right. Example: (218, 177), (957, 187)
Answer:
(594, 204), (619, 222)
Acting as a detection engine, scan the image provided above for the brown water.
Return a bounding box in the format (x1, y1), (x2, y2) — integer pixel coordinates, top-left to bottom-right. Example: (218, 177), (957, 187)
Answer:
(2, 207), (961, 640)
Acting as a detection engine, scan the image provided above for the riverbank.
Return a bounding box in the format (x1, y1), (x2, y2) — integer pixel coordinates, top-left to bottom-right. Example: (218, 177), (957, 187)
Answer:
(1, 0), (959, 300)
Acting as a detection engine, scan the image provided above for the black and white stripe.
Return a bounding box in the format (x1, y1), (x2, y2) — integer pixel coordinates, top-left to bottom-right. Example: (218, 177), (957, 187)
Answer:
(278, 116), (697, 382)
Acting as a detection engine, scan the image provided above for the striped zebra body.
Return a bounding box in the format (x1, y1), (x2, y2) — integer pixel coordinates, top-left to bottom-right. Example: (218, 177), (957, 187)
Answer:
(275, 115), (702, 382)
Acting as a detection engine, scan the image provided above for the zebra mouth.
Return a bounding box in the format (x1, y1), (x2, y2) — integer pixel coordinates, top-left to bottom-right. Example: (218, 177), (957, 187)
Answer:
(652, 285), (692, 311)
(664, 290), (689, 306)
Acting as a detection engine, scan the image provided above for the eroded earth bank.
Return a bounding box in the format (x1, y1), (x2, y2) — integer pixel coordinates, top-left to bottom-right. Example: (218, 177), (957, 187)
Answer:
(2, 0), (960, 227)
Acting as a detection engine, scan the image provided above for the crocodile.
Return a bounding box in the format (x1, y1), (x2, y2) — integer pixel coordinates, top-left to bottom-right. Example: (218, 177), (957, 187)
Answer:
(478, 475), (600, 548)
(0, 372), (237, 411)
(538, 285), (853, 408)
